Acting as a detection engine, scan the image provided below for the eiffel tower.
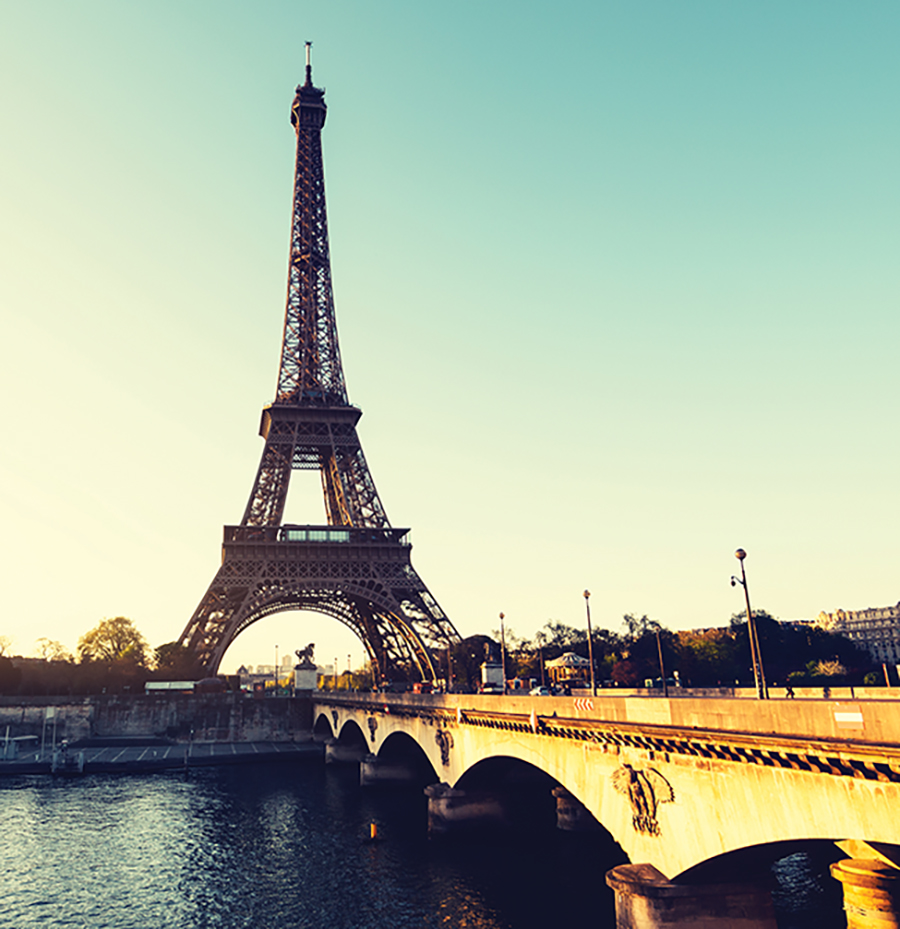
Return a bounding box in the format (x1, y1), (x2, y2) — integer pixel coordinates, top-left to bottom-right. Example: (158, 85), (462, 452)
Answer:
(178, 46), (460, 681)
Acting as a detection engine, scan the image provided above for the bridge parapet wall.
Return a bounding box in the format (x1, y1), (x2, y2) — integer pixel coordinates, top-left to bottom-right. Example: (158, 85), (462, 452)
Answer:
(318, 692), (900, 745)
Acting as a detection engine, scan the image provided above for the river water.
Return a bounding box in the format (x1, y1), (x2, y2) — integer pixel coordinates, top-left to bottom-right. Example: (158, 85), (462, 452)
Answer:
(0, 760), (843, 929)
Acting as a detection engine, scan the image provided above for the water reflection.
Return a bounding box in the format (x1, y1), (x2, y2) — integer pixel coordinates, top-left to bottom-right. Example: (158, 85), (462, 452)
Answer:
(0, 763), (625, 929)
(0, 762), (843, 929)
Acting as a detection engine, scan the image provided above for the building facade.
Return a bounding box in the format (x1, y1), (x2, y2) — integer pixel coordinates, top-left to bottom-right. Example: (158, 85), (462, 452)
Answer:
(816, 603), (900, 666)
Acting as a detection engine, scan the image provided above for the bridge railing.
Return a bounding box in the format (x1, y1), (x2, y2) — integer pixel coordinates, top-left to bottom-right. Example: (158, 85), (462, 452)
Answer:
(314, 691), (900, 749)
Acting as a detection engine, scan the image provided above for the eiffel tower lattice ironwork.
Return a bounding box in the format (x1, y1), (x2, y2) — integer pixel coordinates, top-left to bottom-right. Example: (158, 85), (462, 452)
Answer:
(178, 47), (460, 680)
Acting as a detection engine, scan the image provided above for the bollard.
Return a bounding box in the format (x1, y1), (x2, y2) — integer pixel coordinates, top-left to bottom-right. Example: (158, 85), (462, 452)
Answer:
(831, 858), (900, 928)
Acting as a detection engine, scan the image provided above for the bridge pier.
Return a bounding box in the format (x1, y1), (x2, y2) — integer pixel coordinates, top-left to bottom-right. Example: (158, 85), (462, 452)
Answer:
(552, 786), (600, 832)
(359, 753), (420, 787)
(324, 738), (367, 765)
(606, 864), (776, 929)
(424, 782), (507, 836)
(831, 859), (900, 928)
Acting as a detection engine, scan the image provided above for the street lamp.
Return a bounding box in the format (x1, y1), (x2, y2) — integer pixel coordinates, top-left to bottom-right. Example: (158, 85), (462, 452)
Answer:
(655, 630), (668, 698)
(274, 644), (279, 695)
(499, 612), (507, 695)
(583, 590), (597, 696)
(536, 635), (546, 688)
(731, 548), (768, 699)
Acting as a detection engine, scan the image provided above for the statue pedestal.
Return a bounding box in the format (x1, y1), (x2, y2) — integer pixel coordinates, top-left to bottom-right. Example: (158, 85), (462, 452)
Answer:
(293, 661), (317, 692)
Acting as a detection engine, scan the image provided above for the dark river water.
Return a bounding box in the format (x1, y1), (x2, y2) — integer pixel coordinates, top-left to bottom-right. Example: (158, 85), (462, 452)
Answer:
(0, 760), (844, 929)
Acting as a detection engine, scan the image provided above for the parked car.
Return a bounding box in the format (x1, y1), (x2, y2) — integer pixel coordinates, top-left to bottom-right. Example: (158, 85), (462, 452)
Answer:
(529, 686), (551, 696)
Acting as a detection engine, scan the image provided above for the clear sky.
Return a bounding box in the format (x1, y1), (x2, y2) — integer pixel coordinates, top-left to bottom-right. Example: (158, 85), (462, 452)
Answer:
(1, 1), (898, 674)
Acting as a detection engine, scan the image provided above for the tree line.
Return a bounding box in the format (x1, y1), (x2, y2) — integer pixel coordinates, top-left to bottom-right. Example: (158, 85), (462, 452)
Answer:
(437, 611), (880, 692)
(0, 609), (882, 696)
(0, 618), (197, 695)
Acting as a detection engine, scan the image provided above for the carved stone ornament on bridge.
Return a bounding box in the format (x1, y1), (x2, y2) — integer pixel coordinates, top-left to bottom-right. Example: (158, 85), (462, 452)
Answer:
(331, 710), (338, 731)
(611, 764), (674, 836)
(435, 729), (454, 767)
(367, 717), (378, 743)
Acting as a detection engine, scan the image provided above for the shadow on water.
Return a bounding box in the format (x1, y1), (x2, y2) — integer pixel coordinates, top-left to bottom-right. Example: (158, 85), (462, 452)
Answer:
(770, 848), (846, 929)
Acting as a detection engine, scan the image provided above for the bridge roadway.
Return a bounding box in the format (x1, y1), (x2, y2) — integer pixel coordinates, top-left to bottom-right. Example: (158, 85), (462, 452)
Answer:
(313, 691), (900, 882)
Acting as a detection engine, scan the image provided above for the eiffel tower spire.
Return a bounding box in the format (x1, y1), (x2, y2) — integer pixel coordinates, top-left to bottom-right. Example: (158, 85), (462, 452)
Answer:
(241, 45), (386, 530)
(277, 41), (345, 407)
(179, 53), (460, 680)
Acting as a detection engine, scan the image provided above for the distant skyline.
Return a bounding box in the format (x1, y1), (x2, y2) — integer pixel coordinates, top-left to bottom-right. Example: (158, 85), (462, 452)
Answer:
(2, 2), (898, 674)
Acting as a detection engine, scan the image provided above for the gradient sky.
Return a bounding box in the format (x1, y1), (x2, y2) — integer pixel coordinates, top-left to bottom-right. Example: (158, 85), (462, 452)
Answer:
(1, 2), (898, 674)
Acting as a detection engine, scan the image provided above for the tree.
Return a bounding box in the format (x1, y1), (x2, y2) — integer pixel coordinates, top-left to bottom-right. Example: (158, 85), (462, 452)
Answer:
(34, 638), (74, 662)
(78, 617), (148, 666)
(153, 642), (198, 678)
(0, 656), (22, 694)
(539, 621), (586, 652)
(447, 635), (496, 692)
(622, 614), (661, 638)
(0, 635), (12, 657)
(728, 610), (873, 686)
(676, 628), (740, 685)
(614, 615), (672, 685)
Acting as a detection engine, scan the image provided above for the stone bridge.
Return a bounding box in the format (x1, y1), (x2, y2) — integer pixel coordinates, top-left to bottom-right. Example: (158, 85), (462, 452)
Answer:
(314, 691), (900, 927)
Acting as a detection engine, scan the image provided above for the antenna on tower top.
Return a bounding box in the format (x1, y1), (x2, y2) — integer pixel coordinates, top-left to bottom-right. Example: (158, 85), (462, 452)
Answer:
(304, 41), (313, 86)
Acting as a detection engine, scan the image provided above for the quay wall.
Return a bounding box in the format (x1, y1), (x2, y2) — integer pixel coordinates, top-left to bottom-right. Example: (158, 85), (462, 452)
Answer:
(0, 694), (312, 744)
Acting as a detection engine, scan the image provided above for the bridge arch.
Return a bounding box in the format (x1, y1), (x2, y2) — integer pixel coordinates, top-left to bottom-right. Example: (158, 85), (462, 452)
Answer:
(336, 718), (369, 750)
(377, 731), (440, 784)
(677, 838), (846, 884)
(313, 712), (334, 741)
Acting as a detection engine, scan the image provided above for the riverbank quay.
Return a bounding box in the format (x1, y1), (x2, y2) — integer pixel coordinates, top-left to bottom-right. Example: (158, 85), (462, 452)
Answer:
(0, 692), (313, 744)
(0, 739), (321, 775)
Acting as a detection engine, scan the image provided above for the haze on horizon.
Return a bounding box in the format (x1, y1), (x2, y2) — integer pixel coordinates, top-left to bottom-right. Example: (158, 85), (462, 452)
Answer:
(1, 1), (898, 673)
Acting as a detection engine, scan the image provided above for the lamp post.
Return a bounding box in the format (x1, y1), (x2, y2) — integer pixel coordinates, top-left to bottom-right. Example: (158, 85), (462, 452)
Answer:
(583, 590), (597, 696)
(731, 548), (768, 699)
(274, 644), (278, 696)
(655, 630), (668, 698)
(499, 612), (507, 695)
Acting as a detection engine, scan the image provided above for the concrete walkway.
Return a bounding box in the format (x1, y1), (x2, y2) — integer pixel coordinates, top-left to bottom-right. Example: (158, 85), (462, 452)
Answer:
(0, 740), (322, 775)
